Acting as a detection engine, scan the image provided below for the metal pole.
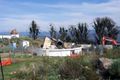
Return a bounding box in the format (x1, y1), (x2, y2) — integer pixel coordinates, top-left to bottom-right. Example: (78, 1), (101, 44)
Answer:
(0, 56), (4, 80)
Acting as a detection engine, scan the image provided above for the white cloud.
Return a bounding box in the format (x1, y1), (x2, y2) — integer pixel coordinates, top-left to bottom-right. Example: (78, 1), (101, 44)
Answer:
(0, 0), (120, 32)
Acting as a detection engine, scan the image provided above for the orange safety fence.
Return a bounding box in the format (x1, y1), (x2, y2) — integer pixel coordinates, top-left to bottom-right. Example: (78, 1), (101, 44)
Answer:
(0, 58), (12, 66)
(68, 53), (80, 59)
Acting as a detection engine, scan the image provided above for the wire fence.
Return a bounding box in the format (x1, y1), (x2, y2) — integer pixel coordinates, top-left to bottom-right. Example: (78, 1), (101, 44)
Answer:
(0, 46), (34, 54)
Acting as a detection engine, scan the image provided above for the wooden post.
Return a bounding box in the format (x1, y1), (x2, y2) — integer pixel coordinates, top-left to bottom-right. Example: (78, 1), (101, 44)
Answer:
(0, 56), (4, 80)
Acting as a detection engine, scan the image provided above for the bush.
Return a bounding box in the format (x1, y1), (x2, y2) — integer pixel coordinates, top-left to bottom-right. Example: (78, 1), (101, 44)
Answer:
(104, 47), (120, 59)
(109, 59), (120, 79)
(11, 56), (100, 80)
(59, 56), (99, 80)
(32, 40), (42, 47)
(13, 63), (47, 80)
(13, 57), (62, 80)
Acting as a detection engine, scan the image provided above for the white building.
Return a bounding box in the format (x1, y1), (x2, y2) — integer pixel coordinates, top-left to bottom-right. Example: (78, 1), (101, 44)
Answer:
(0, 34), (19, 39)
(0, 29), (20, 39)
(20, 40), (30, 48)
(33, 47), (82, 56)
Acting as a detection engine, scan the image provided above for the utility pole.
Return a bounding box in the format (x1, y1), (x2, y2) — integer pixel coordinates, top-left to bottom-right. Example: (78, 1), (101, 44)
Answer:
(0, 56), (4, 80)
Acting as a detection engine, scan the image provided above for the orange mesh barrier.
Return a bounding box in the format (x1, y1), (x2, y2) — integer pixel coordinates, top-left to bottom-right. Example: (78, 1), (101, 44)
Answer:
(0, 58), (12, 66)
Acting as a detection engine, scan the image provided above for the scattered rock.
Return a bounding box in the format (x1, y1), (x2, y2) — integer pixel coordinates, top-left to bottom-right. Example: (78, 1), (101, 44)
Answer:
(99, 57), (113, 69)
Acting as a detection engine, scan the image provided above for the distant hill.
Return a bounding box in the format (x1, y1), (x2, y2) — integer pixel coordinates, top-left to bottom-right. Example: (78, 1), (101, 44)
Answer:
(0, 31), (50, 38)
(0, 29), (120, 42)
(116, 27), (120, 42)
(19, 32), (50, 37)
(88, 29), (120, 42)
(88, 30), (96, 41)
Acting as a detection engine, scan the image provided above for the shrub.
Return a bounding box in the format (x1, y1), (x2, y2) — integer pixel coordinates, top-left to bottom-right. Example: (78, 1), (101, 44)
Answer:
(13, 63), (47, 80)
(32, 40), (41, 47)
(59, 56), (99, 80)
(103, 47), (120, 59)
(109, 59), (120, 79)
(11, 56), (100, 80)
(13, 57), (62, 80)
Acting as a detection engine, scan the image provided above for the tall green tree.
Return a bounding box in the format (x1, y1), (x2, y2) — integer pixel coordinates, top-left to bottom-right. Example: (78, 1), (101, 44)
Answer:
(49, 24), (57, 39)
(29, 20), (39, 40)
(93, 17), (119, 44)
(59, 27), (68, 41)
(68, 23), (88, 44)
(77, 23), (88, 43)
(68, 25), (77, 42)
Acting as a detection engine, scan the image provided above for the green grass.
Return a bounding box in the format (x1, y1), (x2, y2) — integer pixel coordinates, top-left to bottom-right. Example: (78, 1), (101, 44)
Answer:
(1, 52), (120, 80)
(2, 55), (64, 80)
(2, 56), (39, 79)
(1, 54), (96, 80)
(3, 61), (26, 79)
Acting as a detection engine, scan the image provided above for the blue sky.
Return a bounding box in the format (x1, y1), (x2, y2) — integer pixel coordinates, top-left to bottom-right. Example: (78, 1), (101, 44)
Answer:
(0, 0), (120, 32)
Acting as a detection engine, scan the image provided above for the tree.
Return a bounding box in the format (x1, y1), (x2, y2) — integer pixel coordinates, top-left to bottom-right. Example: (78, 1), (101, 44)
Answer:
(68, 23), (88, 44)
(49, 24), (57, 39)
(59, 27), (68, 41)
(77, 23), (88, 43)
(29, 20), (39, 40)
(69, 25), (77, 42)
(93, 17), (119, 44)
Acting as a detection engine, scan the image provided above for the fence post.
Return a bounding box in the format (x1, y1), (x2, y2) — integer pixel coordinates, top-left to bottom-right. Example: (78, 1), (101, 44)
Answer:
(0, 56), (4, 80)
